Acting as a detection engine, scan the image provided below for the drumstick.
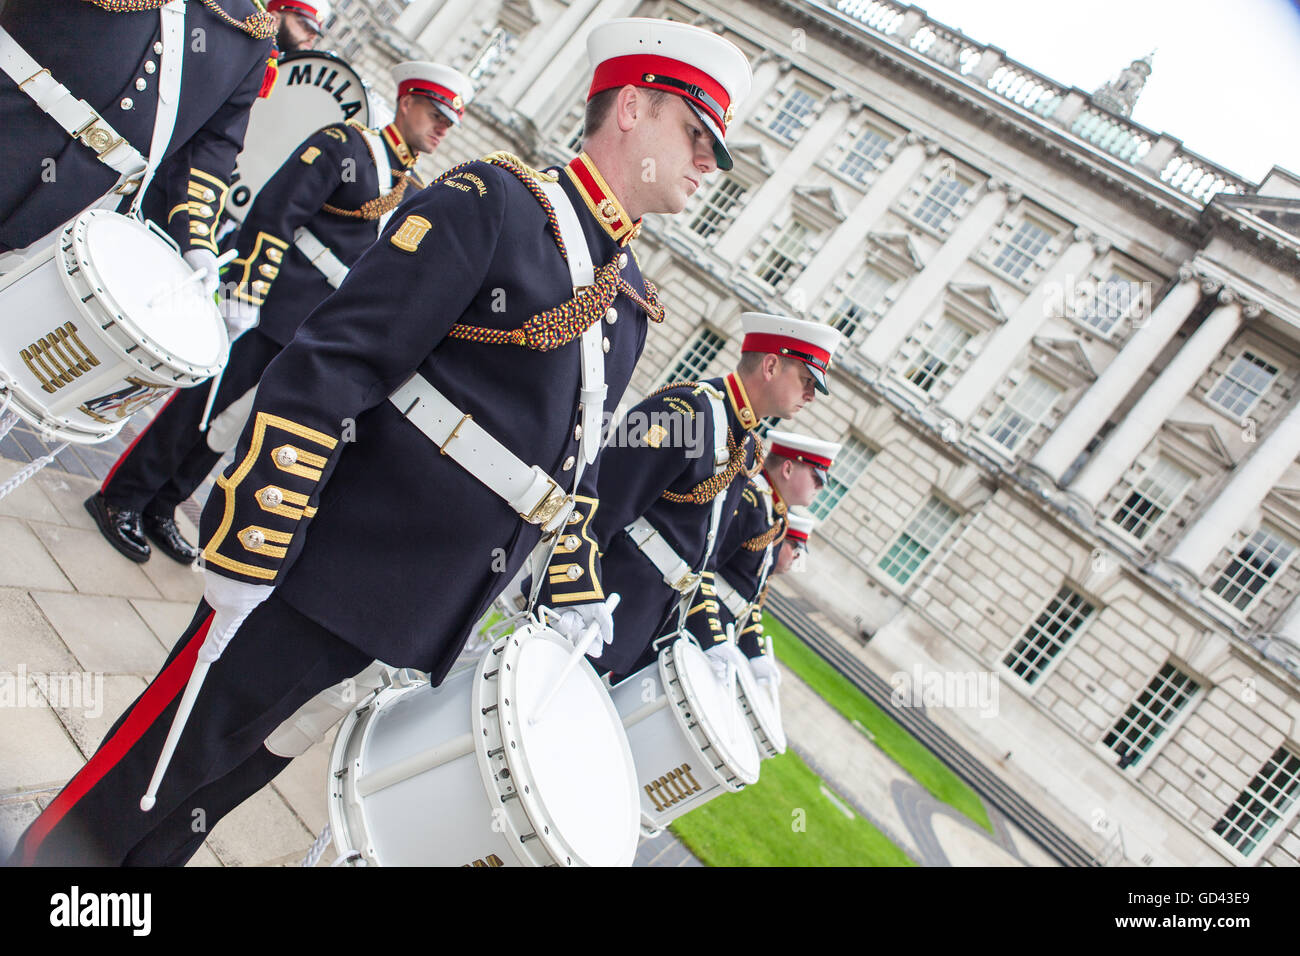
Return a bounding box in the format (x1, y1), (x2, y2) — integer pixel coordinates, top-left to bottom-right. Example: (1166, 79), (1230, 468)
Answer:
(140, 660), (210, 811)
(529, 593), (620, 725)
(724, 623), (738, 741)
(196, 365), (225, 433)
(148, 249), (238, 308)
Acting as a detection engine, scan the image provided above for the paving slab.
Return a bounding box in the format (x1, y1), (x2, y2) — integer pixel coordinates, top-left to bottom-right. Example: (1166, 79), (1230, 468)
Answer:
(0, 587), (81, 674)
(203, 785), (315, 867)
(32, 470), (100, 531)
(0, 460), (64, 524)
(30, 591), (167, 675)
(138, 546), (205, 604)
(0, 798), (43, 862)
(0, 517), (74, 592)
(0, 688), (86, 792)
(268, 737), (332, 839)
(28, 521), (162, 600)
(184, 843), (224, 867)
(131, 598), (201, 649)
(932, 812), (1024, 866)
(40, 674), (147, 760)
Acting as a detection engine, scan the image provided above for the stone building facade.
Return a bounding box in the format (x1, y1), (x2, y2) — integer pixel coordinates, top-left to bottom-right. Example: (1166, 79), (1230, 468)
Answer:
(326, 0), (1300, 866)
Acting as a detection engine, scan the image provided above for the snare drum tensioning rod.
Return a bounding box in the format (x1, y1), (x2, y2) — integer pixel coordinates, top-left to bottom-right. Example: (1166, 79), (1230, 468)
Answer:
(529, 593), (620, 725)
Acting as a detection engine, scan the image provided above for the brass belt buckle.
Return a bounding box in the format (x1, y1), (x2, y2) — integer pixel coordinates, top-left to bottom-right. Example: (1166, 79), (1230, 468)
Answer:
(73, 113), (125, 160)
(672, 570), (701, 594)
(523, 477), (569, 527)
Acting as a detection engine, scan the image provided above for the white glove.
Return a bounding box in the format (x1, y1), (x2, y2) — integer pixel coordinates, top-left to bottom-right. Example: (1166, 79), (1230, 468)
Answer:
(556, 601), (615, 660)
(199, 571), (274, 664)
(220, 296), (261, 341)
(183, 248), (221, 297)
(750, 652), (782, 687)
(705, 641), (746, 685)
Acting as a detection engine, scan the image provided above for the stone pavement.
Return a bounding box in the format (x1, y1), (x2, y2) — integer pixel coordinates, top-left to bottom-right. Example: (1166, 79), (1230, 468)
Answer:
(0, 419), (1041, 867)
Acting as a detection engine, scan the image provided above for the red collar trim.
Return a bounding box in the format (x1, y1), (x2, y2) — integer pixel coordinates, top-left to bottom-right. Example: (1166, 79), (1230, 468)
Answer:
(564, 152), (641, 246)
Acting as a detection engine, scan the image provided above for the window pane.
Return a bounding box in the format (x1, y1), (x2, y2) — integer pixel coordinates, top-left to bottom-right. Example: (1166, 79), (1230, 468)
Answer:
(808, 437), (875, 519)
(1206, 351), (1279, 419)
(878, 497), (958, 584)
(769, 89), (817, 142)
(913, 175), (968, 228)
(1003, 586), (1095, 684)
(1213, 747), (1300, 856)
(1078, 272), (1139, 335)
(689, 178), (748, 238)
(665, 329), (724, 385)
(838, 126), (891, 184)
(826, 265), (892, 339)
(1210, 525), (1296, 613)
(984, 373), (1062, 451)
(905, 319), (971, 392)
(992, 220), (1053, 279)
(1110, 457), (1195, 540)
(1102, 663), (1199, 768)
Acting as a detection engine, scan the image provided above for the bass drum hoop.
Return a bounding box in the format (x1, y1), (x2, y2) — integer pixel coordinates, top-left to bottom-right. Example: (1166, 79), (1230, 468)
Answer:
(659, 638), (760, 792)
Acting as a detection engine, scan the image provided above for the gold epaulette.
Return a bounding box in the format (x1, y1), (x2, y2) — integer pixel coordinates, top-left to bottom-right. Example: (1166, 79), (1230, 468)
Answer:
(742, 516), (788, 552)
(481, 151), (558, 184)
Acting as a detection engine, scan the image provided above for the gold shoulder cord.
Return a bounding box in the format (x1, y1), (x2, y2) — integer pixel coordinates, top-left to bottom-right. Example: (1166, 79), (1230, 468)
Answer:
(742, 514), (787, 552)
(82, 0), (275, 39)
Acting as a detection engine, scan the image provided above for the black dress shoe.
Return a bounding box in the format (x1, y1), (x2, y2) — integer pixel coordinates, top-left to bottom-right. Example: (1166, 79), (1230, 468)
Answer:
(84, 493), (150, 563)
(142, 513), (199, 564)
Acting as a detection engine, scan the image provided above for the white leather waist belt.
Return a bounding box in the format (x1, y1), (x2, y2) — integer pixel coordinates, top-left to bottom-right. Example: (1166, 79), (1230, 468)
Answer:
(294, 227), (349, 288)
(626, 517), (700, 594)
(390, 373), (573, 534)
(714, 574), (751, 619)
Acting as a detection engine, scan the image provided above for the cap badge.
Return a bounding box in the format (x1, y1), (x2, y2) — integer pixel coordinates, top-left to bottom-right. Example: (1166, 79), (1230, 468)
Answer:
(724, 103), (734, 125)
(452, 94), (464, 111)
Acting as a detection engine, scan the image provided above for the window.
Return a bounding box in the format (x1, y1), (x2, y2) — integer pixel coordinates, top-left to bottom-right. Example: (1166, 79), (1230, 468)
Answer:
(1213, 747), (1300, 857)
(808, 437), (875, 520)
(984, 373), (1062, 452)
(913, 174), (969, 229)
(468, 26), (514, 83)
(826, 265), (892, 340)
(690, 178), (748, 238)
(838, 125), (891, 184)
(1077, 272), (1139, 336)
(564, 117), (585, 153)
(753, 220), (810, 288)
(1209, 525), (1297, 613)
(992, 219), (1053, 280)
(1110, 456), (1195, 541)
(905, 319), (971, 392)
(878, 496), (959, 585)
(1207, 351), (1279, 419)
(1003, 586), (1095, 685)
(769, 88), (817, 142)
(665, 328), (724, 385)
(1102, 663), (1200, 769)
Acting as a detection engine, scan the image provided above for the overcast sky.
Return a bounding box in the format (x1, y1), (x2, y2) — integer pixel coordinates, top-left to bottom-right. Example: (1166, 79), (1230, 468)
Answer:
(868, 0), (1300, 184)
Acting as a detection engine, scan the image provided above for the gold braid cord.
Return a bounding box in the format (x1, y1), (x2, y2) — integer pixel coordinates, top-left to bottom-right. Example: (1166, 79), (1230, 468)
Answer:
(661, 429), (756, 505)
(742, 515), (788, 552)
(82, 0), (276, 39)
(322, 172), (417, 221)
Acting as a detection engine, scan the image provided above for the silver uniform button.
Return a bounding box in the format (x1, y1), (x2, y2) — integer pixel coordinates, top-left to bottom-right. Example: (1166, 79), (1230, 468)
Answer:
(261, 487), (284, 507)
(154, 41), (164, 54)
(618, 253), (628, 269)
(605, 307), (617, 324)
(564, 535), (581, 550)
(120, 98), (133, 110)
(567, 511), (582, 525)
(135, 78), (147, 91)
(602, 337), (611, 353)
(145, 61), (157, 74)
(562, 455), (575, 471)
(574, 423), (583, 441)
(243, 529), (265, 549)
(276, 447), (298, 466)
(566, 565), (583, 581)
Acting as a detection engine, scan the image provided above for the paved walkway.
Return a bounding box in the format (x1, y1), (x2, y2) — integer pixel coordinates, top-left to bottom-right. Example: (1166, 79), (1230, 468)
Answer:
(0, 425), (1048, 866)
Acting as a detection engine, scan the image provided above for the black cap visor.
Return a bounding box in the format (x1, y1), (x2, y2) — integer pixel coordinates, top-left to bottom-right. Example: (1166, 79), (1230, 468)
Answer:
(687, 101), (732, 171)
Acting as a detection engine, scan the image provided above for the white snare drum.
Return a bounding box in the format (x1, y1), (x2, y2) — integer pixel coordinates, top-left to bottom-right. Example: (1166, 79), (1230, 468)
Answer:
(608, 637), (761, 834)
(735, 656), (787, 759)
(0, 210), (227, 444)
(328, 617), (639, 866)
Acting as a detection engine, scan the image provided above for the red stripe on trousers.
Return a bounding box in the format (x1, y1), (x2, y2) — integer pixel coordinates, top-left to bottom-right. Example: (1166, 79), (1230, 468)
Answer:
(99, 389), (184, 493)
(20, 611), (214, 865)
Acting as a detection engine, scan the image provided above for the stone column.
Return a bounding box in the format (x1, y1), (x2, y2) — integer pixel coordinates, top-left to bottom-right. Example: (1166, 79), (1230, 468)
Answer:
(412, 0), (480, 58)
(493, 0), (603, 107)
(712, 96), (852, 261)
(1069, 289), (1245, 508)
(786, 135), (927, 302)
(939, 230), (1100, 423)
(1029, 269), (1204, 485)
(858, 181), (1011, 368)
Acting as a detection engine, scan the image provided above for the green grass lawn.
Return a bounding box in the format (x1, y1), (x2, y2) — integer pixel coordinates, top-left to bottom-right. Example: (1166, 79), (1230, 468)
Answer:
(670, 748), (915, 866)
(764, 614), (993, 834)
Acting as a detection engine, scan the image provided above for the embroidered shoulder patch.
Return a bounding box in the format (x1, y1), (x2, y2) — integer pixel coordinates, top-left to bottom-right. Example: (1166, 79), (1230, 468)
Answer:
(646, 423), (668, 448)
(664, 396), (695, 420)
(300, 146), (321, 165)
(324, 127), (349, 143)
(391, 215), (432, 253)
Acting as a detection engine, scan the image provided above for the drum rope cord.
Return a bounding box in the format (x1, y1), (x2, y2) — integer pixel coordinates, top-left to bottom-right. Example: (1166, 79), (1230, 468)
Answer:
(299, 823), (332, 867)
(0, 438), (70, 502)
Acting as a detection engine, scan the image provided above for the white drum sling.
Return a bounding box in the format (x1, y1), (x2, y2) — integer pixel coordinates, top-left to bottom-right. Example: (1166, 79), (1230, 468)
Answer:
(608, 636), (760, 836)
(0, 210), (227, 443)
(327, 615), (639, 866)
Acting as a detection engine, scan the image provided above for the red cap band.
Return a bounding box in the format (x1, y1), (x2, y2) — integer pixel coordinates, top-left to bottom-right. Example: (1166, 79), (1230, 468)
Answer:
(268, 0), (320, 22)
(785, 526), (810, 543)
(588, 54), (731, 132)
(741, 332), (831, 371)
(398, 79), (464, 117)
(769, 443), (833, 470)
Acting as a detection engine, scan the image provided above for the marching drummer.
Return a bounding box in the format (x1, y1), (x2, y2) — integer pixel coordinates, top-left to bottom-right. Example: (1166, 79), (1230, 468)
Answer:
(735, 508), (817, 685)
(266, 0), (329, 52)
(12, 16), (753, 866)
(86, 61), (471, 565)
(540, 314), (843, 681)
(0, 0), (275, 279)
(680, 432), (839, 677)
